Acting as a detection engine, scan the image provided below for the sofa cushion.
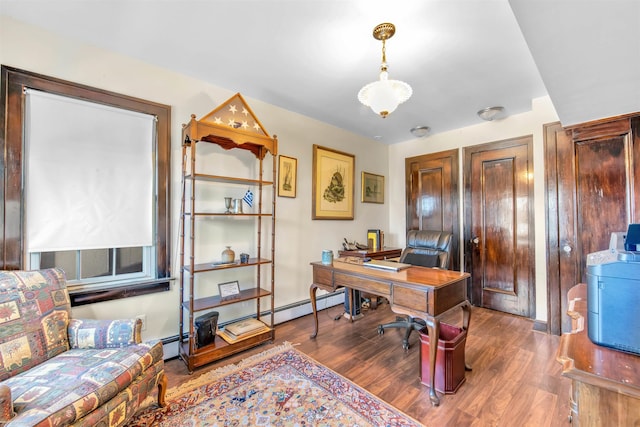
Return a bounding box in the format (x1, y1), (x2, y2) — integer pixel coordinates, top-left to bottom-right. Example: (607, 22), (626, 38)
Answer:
(2, 340), (163, 427)
(0, 269), (71, 381)
(69, 359), (165, 427)
(68, 318), (142, 349)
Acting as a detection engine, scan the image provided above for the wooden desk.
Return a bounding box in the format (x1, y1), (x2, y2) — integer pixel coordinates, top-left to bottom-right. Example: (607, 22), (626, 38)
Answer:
(309, 260), (471, 406)
(337, 248), (402, 309)
(557, 284), (640, 425)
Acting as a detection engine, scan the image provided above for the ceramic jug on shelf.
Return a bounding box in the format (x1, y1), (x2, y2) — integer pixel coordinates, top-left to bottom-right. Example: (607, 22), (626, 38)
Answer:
(221, 246), (235, 263)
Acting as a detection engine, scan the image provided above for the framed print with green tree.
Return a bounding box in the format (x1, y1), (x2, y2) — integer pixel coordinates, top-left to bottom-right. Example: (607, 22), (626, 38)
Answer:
(312, 145), (354, 219)
(278, 155), (297, 198)
(361, 171), (384, 203)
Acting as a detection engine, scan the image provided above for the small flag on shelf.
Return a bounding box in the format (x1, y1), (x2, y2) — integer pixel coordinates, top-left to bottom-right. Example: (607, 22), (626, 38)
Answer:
(243, 189), (254, 208)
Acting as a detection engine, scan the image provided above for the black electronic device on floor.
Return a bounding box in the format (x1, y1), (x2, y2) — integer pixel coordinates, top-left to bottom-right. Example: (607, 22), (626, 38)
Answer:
(194, 311), (219, 349)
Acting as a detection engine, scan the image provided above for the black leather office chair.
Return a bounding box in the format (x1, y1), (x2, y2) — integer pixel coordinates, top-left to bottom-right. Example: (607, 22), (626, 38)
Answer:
(377, 229), (454, 350)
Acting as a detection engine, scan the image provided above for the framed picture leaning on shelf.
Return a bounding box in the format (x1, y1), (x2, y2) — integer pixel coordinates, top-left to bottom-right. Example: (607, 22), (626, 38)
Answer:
(278, 155), (297, 198)
(218, 280), (240, 301)
(312, 145), (354, 220)
(361, 171), (384, 203)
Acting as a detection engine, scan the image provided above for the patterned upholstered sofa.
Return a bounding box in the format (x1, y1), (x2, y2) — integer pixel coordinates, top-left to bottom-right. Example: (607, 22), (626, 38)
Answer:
(0, 268), (166, 426)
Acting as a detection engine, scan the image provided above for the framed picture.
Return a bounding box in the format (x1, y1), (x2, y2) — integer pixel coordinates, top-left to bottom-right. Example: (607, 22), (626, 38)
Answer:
(361, 172), (384, 203)
(278, 155), (297, 198)
(218, 280), (241, 301)
(312, 145), (354, 220)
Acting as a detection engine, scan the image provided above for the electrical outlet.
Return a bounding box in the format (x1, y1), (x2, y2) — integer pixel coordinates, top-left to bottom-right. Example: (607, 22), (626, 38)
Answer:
(136, 314), (147, 331)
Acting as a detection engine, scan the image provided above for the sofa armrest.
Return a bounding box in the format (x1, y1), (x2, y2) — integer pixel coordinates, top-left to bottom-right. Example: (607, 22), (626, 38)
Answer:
(68, 318), (142, 349)
(0, 384), (15, 424)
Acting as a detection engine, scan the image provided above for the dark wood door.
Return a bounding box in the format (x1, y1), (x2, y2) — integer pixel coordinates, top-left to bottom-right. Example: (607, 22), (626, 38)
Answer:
(464, 137), (535, 317)
(545, 117), (640, 334)
(405, 149), (459, 270)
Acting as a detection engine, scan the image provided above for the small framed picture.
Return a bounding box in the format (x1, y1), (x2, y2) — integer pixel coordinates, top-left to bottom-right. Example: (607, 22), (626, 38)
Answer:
(361, 172), (384, 203)
(218, 280), (241, 301)
(278, 155), (297, 198)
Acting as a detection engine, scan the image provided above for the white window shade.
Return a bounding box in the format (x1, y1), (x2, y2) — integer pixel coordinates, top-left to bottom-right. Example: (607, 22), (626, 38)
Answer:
(25, 89), (155, 252)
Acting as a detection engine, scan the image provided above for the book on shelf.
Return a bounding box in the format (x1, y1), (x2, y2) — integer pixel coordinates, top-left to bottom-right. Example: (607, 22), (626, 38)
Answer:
(216, 318), (270, 344)
(217, 319), (270, 344)
(367, 229), (383, 251)
(225, 318), (268, 335)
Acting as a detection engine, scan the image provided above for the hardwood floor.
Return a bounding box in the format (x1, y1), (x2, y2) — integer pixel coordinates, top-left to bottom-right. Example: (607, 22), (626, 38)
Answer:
(165, 300), (572, 426)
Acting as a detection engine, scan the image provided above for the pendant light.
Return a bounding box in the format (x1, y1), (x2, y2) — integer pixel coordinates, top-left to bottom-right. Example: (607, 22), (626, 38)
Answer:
(358, 23), (412, 118)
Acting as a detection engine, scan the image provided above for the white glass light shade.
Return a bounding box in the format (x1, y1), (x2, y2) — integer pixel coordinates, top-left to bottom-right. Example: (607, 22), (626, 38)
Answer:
(477, 106), (505, 121)
(410, 126), (430, 137)
(358, 71), (412, 118)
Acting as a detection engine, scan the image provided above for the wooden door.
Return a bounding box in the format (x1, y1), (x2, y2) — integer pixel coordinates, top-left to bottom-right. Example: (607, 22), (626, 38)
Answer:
(546, 117), (640, 334)
(405, 149), (460, 270)
(464, 137), (535, 317)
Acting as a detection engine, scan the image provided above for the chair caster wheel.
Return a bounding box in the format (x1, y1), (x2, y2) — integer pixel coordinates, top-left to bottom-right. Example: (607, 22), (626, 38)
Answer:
(377, 325), (384, 335)
(402, 342), (409, 350)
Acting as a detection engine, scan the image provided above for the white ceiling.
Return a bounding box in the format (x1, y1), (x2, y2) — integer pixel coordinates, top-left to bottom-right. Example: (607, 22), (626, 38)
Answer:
(1, 0), (639, 144)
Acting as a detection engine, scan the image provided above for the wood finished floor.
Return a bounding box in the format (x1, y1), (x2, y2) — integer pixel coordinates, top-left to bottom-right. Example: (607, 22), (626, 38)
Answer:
(164, 300), (572, 426)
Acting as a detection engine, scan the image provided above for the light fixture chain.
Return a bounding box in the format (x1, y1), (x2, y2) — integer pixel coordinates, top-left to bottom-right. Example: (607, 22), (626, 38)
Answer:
(381, 39), (387, 66)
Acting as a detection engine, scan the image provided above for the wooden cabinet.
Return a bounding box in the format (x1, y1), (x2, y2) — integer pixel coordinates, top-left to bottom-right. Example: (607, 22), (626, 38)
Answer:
(557, 284), (640, 425)
(179, 94), (277, 372)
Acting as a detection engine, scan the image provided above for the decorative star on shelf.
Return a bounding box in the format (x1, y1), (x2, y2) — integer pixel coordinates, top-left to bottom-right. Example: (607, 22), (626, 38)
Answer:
(200, 93), (269, 136)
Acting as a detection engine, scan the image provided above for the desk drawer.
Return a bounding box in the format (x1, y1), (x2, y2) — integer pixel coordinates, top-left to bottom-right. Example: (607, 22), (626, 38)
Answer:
(313, 267), (335, 289)
(335, 272), (391, 297)
(392, 285), (429, 313)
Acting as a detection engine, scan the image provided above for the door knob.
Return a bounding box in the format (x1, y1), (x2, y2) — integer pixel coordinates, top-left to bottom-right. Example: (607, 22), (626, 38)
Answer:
(562, 244), (572, 253)
(471, 237), (480, 245)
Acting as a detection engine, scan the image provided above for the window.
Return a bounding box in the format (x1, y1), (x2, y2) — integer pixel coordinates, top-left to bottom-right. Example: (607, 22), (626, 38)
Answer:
(34, 247), (151, 285)
(0, 66), (171, 305)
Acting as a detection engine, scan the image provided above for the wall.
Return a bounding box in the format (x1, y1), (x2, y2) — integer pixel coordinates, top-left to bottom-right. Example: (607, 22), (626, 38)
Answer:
(388, 96), (559, 321)
(1, 16), (390, 357)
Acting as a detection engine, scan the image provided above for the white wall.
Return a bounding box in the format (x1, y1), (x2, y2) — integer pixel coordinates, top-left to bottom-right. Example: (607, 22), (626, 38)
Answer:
(1, 16), (390, 355)
(388, 96), (559, 321)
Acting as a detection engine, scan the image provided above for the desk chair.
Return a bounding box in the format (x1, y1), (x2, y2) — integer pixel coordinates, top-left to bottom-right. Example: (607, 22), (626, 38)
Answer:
(377, 229), (453, 349)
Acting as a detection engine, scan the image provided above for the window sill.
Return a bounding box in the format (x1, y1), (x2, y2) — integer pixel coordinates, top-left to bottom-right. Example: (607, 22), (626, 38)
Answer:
(68, 278), (173, 306)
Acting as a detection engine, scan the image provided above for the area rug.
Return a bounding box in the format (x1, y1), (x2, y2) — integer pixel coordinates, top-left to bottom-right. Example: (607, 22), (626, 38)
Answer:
(126, 342), (423, 426)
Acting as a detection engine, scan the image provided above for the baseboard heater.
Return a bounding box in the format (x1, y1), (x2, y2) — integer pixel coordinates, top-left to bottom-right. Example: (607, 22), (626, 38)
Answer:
(161, 290), (345, 347)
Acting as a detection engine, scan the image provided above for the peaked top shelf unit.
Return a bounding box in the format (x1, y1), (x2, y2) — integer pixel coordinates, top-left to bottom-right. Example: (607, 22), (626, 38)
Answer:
(181, 93), (277, 160)
(179, 93), (278, 373)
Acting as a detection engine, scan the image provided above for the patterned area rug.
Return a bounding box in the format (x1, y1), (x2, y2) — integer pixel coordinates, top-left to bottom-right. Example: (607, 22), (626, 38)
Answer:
(127, 342), (423, 426)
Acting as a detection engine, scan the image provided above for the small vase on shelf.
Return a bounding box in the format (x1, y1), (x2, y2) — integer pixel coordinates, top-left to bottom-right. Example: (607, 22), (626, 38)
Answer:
(221, 246), (235, 263)
(232, 199), (243, 214)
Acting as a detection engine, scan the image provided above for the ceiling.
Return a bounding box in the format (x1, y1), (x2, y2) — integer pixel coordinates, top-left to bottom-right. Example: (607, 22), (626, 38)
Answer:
(1, 0), (639, 144)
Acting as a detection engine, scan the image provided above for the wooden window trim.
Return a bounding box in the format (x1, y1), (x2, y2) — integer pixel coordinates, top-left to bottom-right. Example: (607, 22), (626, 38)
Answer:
(0, 66), (171, 304)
